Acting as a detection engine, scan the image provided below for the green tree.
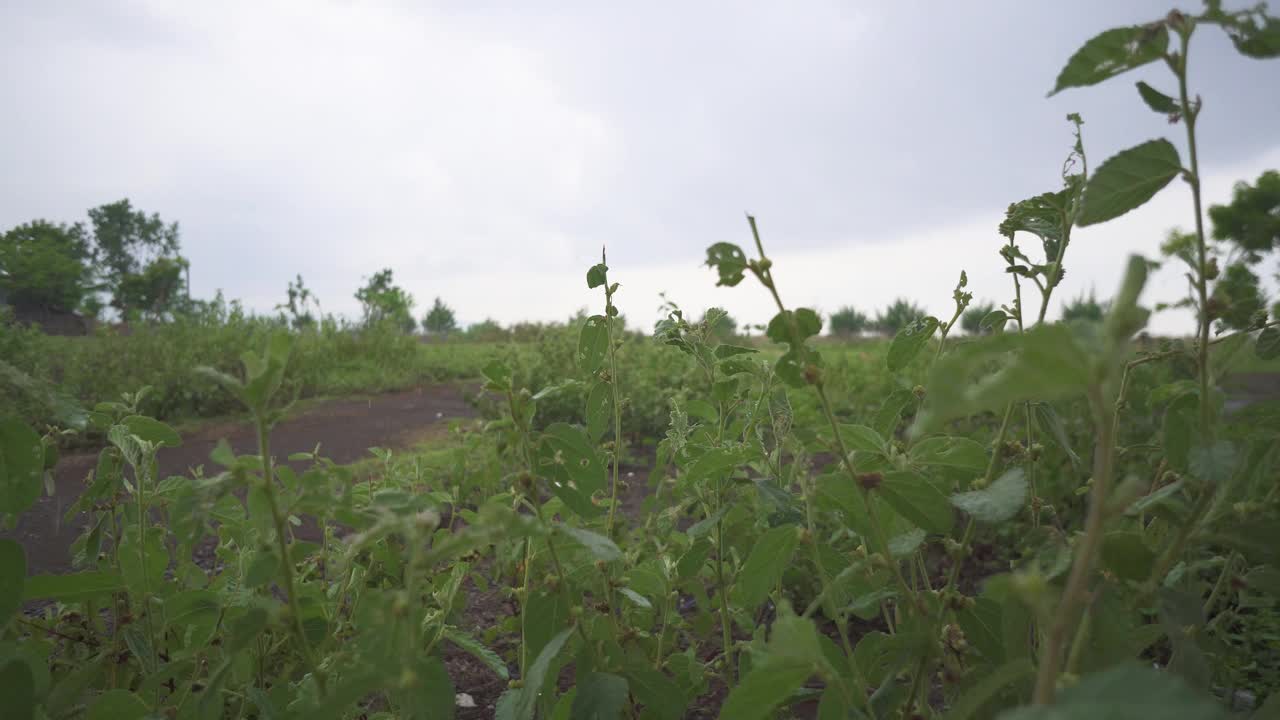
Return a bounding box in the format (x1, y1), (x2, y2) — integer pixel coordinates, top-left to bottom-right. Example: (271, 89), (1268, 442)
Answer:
(960, 301), (996, 335)
(1211, 261), (1266, 330)
(1061, 291), (1107, 323)
(1209, 169), (1280, 260)
(355, 268), (415, 332)
(0, 220), (93, 312)
(276, 274), (321, 329)
(874, 298), (926, 335)
(87, 199), (185, 318)
(828, 306), (870, 337)
(423, 297), (457, 335)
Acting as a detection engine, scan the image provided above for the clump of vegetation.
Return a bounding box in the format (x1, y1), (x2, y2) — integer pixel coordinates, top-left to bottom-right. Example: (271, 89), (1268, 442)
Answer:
(874, 297), (927, 335)
(2, 5), (1280, 720)
(829, 305), (871, 337)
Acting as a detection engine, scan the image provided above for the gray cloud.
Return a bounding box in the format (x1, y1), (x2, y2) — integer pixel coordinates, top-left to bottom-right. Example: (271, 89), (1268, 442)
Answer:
(2, 0), (1277, 329)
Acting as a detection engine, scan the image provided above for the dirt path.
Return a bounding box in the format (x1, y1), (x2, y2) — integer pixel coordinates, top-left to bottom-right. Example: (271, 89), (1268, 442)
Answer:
(6, 384), (478, 576)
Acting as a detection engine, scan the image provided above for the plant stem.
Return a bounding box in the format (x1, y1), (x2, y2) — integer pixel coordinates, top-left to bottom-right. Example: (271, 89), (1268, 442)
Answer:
(255, 417), (324, 695)
(1174, 27), (1213, 436)
(1033, 384), (1115, 704)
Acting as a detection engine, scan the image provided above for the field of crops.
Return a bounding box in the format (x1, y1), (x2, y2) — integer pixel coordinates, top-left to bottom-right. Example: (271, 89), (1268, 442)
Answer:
(3, 7), (1280, 720)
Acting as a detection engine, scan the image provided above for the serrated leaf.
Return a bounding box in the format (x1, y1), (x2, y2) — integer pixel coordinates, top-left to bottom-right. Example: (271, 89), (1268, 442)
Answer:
(910, 436), (988, 474)
(1101, 532), (1156, 582)
(1078, 139), (1182, 226)
(951, 468), (1027, 524)
(1216, 13), (1280, 58)
(767, 309), (822, 346)
(887, 316), (939, 371)
(443, 627), (510, 679)
(732, 523), (800, 609)
(1032, 403), (1082, 469)
(948, 659), (1035, 720)
(879, 470), (953, 534)
(1049, 25), (1170, 96)
(838, 424), (887, 455)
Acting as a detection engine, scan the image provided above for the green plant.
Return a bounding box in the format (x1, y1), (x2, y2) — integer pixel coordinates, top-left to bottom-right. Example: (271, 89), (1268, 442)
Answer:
(830, 305), (872, 337)
(0, 219), (95, 313)
(960, 301), (996, 335)
(355, 268), (416, 333)
(423, 297), (458, 336)
(3, 4), (1279, 719)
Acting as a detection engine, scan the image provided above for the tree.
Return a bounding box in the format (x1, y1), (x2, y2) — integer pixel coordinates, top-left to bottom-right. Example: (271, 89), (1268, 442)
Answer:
(87, 199), (185, 318)
(961, 301), (996, 335)
(1209, 170), (1280, 260)
(1211, 261), (1266, 330)
(0, 220), (93, 312)
(829, 306), (870, 337)
(423, 297), (458, 335)
(874, 299), (926, 335)
(276, 274), (321, 329)
(1061, 291), (1107, 323)
(355, 268), (415, 332)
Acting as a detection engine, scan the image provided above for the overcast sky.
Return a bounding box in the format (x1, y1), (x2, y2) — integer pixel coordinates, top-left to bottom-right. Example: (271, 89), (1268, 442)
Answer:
(2, 1), (1278, 334)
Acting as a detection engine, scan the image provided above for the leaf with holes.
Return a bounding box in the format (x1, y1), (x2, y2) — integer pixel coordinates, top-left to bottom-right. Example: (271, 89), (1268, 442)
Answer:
(1049, 25), (1170, 95)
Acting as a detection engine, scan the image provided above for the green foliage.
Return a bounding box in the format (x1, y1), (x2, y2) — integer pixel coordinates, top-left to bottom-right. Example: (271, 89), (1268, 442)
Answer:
(0, 220), (94, 312)
(874, 298), (927, 335)
(829, 306), (871, 337)
(86, 199), (186, 318)
(961, 301), (997, 335)
(4, 7), (1279, 719)
(355, 268), (416, 332)
(423, 296), (458, 335)
(1078, 139), (1182, 226)
(1061, 291), (1107, 324)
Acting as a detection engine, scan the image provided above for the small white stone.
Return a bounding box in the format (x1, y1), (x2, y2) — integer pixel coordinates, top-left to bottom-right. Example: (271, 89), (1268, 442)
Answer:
(455, 693), (476, 708)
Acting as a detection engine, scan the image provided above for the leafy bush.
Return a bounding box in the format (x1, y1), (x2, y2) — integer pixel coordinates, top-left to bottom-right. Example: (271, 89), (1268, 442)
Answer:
(961, 300), (996, 334)
(829, 305), (871, 336)
(874, 298), (927, 334)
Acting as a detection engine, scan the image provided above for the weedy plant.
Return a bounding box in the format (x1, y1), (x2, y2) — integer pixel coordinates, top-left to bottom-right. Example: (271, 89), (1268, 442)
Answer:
(2, 3), (1280, 719)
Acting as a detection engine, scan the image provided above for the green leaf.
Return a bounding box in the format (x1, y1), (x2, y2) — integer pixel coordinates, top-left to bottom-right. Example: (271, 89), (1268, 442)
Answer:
(888, 528), (927, 557)
(715, 344), (758, 359)
(1258, 326), (1280, 360)
(0, 539), (25, 628)
(514, 627), (574, 720)
(913, 325), (1091, 434)
(1135, 81), (1178, 113)
(732, 524), (801, 609)
(1215, 13), (1280, 59)
(122, 415), (182, 447)
(996, 663), (1228, 719)
(587, 263), (608, 289)
(538, 423), (606, 518)
(767, 309), (822, 346)
(947, 659), (1034, 720)
(1100, 532), (1156, 582)
(1078, 139), (1182, 226)
(0, 417), (43, 515)
(1032, 403), (1082, 469)
(0, 658), (35, 720)
(887, 316), (939, 371)
(951, 468), (1027, 524)
(24, 571), (124, 602)
(443, 627), (510, 680)
(1049, 25), (1170, 96)
(879, 470), (953, 534)
(872, 388), (915, 438)
(1188, 440), (1237, 485)
(909, 436), (988, 475)
(585, 381), (612, 442)
(88, 689), (150, 720)
(395, 656), (455, 720)
(706, 243), (750, 287)
(559, 525), (622, 563)
(1162, 393), (1199, 472)
(119, 529), (169, 590)
(578, 315), (610, 375)
(571, 672), (628, 720)
(838, 424), (888, 455)
(852, 631), (893, 686)
(717, 663), (812, 720)
(622, 659), (687, 720)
